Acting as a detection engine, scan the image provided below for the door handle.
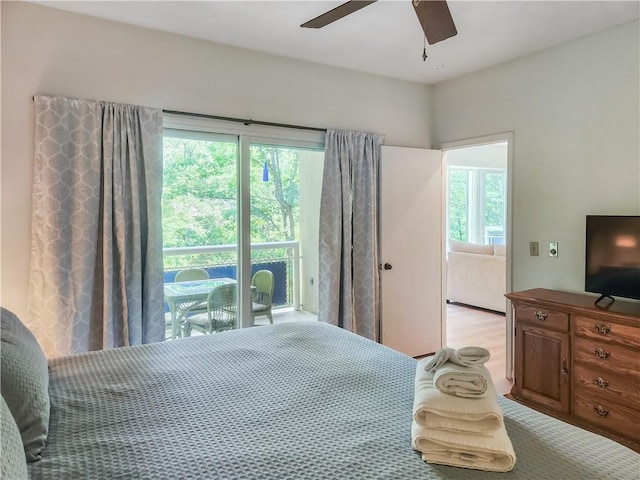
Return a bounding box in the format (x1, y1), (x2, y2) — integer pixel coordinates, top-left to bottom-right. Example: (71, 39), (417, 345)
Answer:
(383, 263), (392, 270)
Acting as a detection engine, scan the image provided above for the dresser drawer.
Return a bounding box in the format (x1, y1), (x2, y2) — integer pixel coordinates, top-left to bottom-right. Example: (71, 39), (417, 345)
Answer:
(573, 362), (640, 410)
(515, 305), (569, 331)
(574, 316), (640, 348)
(574, 336), (639, 377)
(574, 390), (640, 440)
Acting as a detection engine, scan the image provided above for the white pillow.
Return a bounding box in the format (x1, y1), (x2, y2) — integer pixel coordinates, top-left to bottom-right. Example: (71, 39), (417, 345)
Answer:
(448, 238), (494, 255)
(493, 244), (507, 256)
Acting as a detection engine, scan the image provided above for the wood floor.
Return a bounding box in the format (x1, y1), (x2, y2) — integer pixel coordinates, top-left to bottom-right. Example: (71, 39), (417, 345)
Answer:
(445, 303), (513, 395)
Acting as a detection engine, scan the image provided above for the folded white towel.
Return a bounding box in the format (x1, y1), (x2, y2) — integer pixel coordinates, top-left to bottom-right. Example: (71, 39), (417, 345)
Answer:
(411, 420), (516, 472)
(413, 358), (503, 434)
(423, 346), (490, 371)
(433, 362), (490, 398)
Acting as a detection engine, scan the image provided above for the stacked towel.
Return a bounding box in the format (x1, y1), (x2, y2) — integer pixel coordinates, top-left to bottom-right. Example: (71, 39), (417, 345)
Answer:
(412, 351), (516, 473)
(433, 363), (489, 398)
(424, 346), (491, 398)
(411, 421), (516, 473)
(422, 346), (490, 370)
(413, 359), (503, 434)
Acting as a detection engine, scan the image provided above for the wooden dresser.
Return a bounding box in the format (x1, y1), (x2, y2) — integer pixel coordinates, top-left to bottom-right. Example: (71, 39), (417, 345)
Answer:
(506, 288), (640, 452)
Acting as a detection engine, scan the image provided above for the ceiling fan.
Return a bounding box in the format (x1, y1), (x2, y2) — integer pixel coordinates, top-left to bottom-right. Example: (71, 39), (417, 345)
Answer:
(301, 0), (457, 45)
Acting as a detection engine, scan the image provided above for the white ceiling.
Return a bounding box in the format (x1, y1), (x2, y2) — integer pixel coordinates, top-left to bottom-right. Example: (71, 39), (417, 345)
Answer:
(34, 0), (640, 85)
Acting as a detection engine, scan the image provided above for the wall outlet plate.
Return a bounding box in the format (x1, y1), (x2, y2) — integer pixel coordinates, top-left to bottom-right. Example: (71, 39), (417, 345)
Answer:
(549, 242), (558, 257)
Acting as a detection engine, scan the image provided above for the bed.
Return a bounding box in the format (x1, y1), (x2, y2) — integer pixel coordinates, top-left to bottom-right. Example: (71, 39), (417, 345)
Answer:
(4, 316), (639, 479)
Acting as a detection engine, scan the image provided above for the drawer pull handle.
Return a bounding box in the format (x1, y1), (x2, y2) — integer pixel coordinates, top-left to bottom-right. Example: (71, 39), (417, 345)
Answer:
(533, 310), (547, 321)
(593, 405), (609, 417)
(593, 348), (610, 359)
(594, 323), (611, 335)
(592, 377), (609, 389)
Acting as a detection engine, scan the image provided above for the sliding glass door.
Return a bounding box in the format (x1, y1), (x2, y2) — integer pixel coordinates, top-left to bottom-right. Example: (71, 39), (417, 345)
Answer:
(162, 129), (239, 338)
(161, 116), (324, 337)
(248, 143), (324, 325)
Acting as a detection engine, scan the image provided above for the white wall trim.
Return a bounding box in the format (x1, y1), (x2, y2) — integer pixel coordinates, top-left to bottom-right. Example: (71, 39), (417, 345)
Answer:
(438, 132), (514, 151)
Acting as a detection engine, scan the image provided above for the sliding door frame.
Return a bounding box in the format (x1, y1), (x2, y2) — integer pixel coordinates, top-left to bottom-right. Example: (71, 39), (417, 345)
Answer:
(163, 113), (325, 328)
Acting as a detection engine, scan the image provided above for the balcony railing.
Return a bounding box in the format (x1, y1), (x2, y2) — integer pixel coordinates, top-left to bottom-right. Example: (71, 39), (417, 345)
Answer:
(163, 241), (300, 310)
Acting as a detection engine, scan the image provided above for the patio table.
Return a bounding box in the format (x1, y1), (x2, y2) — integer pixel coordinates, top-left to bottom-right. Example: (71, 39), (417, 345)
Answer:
(164, 277), (236, 339)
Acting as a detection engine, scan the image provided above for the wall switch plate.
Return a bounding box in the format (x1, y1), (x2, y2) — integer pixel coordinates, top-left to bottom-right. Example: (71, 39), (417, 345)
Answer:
(530, 241), (539, 256)
(549, 242), (558, 257)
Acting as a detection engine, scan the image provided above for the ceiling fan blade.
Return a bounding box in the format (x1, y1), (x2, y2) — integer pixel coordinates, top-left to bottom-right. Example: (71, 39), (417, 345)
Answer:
(413, 0), (457, 45)
(301, 1), (377, 29)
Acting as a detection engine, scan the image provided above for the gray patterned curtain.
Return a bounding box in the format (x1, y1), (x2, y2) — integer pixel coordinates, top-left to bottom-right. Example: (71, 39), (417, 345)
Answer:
(28, 95), (165, 357)
(318, 129), (384, 341)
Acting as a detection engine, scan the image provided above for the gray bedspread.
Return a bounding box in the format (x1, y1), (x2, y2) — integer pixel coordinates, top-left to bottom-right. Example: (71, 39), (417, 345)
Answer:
(28, 321), (638, 479)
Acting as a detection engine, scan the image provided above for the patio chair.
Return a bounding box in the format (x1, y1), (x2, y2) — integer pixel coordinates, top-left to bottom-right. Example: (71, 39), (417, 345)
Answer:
(175, 268), (209, 282)
(251, 270), (274, 324)
(165, 268), (210, 337)
(183, 283), (237, 336)
(176, 268), (210, 320)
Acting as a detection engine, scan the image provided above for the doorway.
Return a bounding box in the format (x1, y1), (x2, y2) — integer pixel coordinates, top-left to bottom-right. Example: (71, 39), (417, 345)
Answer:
(440, 133), (514, 382)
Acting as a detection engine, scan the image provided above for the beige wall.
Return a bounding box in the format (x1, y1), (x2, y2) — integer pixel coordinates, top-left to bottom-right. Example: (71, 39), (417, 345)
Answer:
(0, 2), (432, 320)
(433, 20), (640, 295)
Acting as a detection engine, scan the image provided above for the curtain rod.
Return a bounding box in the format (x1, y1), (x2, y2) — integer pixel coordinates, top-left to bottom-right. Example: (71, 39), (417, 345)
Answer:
(30, 96), (326, 133)
(163, 109), (327, 133)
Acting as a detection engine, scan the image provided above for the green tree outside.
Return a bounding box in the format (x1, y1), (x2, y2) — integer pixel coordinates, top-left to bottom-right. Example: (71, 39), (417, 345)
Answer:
(448, 169), (468, 242)
(483, 171), (506, 244)
(162, 136), (300, 269)
(448, 168), (506, 244)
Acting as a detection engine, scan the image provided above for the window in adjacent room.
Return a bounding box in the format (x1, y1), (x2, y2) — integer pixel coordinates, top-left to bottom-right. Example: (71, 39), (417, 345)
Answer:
(446, 142), (507, 245)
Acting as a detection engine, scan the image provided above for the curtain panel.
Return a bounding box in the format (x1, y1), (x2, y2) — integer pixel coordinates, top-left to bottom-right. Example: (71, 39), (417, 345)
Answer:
(28, 95), (165, 357)
(318, 129), (384, 341)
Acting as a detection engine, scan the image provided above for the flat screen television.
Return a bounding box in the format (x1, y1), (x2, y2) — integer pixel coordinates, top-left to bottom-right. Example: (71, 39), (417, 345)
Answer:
(585, 215), (640, 305)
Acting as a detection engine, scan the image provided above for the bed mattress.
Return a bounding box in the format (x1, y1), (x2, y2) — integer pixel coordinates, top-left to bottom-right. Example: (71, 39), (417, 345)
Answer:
(28, 321), (639, 479)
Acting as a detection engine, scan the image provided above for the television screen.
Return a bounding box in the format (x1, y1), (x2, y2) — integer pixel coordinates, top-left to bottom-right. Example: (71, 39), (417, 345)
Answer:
(585, 215), (640, 302)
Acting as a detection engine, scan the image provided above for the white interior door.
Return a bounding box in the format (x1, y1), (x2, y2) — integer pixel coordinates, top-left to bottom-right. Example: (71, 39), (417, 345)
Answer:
(380, 146), (443, 357)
